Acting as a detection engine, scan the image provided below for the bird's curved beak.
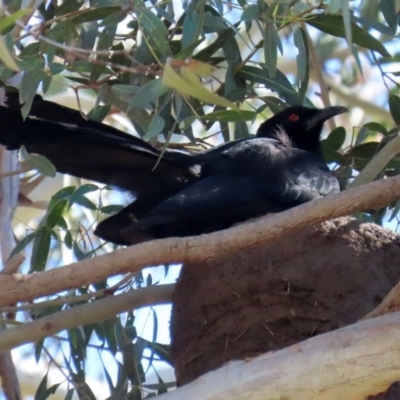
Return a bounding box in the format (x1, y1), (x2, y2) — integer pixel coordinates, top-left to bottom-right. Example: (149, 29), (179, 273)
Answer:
(305, 106), (349, 129)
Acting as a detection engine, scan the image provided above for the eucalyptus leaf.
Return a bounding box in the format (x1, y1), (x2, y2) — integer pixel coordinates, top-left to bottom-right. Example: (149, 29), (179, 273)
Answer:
(389, 94), (400, 125)
(307, 14), (391, 57)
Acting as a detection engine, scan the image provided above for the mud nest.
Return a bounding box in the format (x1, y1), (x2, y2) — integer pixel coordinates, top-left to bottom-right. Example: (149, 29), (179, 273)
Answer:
(170, 217), (400, 390)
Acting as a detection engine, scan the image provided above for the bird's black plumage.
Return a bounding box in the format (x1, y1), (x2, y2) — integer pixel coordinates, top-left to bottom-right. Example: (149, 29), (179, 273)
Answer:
(0, 91), (347, 244)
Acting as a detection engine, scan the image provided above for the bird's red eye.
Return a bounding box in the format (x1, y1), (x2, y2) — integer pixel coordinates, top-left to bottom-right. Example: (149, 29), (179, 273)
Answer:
(288, 114), (299, 121)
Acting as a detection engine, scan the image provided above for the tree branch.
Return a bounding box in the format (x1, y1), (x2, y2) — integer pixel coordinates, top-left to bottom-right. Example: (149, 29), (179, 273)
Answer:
(155, 311), (400, 400)
(0, 284), (175, 352)
(0, 175), (400, 308)
(348, 129), (400, 188)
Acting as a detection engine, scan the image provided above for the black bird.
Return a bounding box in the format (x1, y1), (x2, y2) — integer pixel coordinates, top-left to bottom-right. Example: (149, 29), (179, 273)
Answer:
(0, 91), (348, 244)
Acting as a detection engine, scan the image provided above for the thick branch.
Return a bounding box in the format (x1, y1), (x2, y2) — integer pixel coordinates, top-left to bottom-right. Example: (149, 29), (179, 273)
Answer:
(0, 284), (174, 352)
(156, 312), (400, 400)
(0, 175), (399, 307)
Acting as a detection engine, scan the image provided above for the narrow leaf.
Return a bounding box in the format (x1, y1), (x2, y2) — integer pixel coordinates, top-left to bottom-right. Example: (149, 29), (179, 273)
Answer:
(307, 14), (391, 57)
(241, 4), (259, 21)
(0, 35), (19, 71)
(182, 0), (205, 49)
(380, 0), (397, 36)
(142, 116), (165, 140)
(128, 79), (168, 111)
(30, 228), (51, 272)
(340, 0), (352, 47)
(134, 0), (172, 59)
(389, 94), (400, 125)
(201, 110), (257, 122)
(263, 19), (278, 78)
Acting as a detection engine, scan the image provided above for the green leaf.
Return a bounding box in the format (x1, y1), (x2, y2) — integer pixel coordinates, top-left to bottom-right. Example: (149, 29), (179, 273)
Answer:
(71, 6), (121, 24)
(46, 200), (68, 229)
(340, 0), (352, 47)
(241, 4), (259, 21)
(134, 0), (172, 59)
(321, 126), (346, 152)
(363, 122), (388, 135)
(55, 0), (83, 15)
(99, 10), (127, 27)
(0, 9), (31, 33)
(51, 186), (77, 202)
(234, 121), (249, 139)
(90, 24), (117, 83)
(0, 35), (19, 71)
(20, 67), (48, 118)
(128, 79), (169, 111)
(307, 14), (391, 57)
(380, 0), (397, 36)
(389, 94), (400, 125)
(162, 61), (237, 109)
(68, 184), (99, 210)
(351, 142), (381, 158)
(238, 65), (298, 105)
(263, 19), (279, 78)
(142, 116), (165, 140)
(326, 0), (341, 13)
(174, 38), (203, 59)
(34, 372), (48, 400)
(182, 0), (205, 50)
(48, 62), (64, 75)
(20, 150), (57, 177)
(201, 110), (257, 122)
(194, 27), (236, 61)
(73, 196), (97, 210)
(100, 205), (124, 214)
(293, 26), (309, 103)
(8, 232), (36, 261)
(30, 228), (51, 272)
(87, 104), (111, 122)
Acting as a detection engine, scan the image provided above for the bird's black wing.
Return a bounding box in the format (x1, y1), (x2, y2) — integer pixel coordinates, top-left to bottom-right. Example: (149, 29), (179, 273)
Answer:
(0, 92), (199, 207)
(110, 139), (340, 243)
(114, 174), (279, 242)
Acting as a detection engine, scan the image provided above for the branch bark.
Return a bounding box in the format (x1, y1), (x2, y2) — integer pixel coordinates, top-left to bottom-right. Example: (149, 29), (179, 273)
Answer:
(156, 312), (400, 400)
(0, 284), (174, 352)
(0, 175), (400, 308)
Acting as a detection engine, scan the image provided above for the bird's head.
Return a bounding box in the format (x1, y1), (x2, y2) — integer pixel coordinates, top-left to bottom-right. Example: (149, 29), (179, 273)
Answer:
(256, 105), (348, 153)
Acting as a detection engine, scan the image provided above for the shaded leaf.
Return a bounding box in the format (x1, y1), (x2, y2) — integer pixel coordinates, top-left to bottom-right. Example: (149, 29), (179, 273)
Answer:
(307, 14), (391, 57)
(241, 4), (259, 21)
(134, 0), (172, 59)
(128, 79), (169, 111)
(30, 228), (51, 272)
(321, 126), (346, 152)
(340, 0), (352, 47)
(263, 18), (278, 78)
(389, 94), (400, 125)
(142, 116), (165, 140)
(234, 121), (249, 139)
(71, 6), (121, 24)
(238, 65), (298, 105)
(0, 9), (31, 33)
(162, 61), (237, 109)
(201, 110), (257, 122)
(0, 35), (19, 71)
(293, 26), (309, 103)
(380, 0), (397, 36)
(182, 0), (205, 50)
(8, 232), (36, 261)
(19, 147), (57, 177)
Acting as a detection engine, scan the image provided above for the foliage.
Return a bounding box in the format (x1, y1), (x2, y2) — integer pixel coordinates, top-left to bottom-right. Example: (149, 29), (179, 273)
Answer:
(1, 0), (400, 398)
